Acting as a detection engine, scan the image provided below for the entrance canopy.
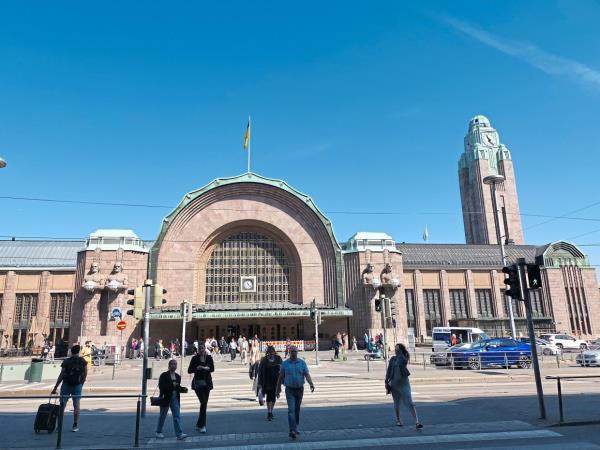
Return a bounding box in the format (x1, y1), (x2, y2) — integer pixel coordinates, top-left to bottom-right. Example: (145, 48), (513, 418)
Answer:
(149, 303), (353, 320)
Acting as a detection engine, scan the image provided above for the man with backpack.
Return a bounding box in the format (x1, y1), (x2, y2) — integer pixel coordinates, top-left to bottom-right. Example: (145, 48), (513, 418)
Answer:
(51, 344), (88, 432)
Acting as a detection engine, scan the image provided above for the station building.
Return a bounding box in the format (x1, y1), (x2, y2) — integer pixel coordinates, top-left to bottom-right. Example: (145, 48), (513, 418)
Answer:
(1, 116), (599, 354)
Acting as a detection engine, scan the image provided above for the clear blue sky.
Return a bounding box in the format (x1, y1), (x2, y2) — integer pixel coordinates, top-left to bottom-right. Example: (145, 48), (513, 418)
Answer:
(1, 1), (599, 268)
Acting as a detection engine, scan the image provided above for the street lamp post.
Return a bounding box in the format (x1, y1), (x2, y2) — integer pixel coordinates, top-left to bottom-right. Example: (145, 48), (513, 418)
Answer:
(483, 174), (517, 339)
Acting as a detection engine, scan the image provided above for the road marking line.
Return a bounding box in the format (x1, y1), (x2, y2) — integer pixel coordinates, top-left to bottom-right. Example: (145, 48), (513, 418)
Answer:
(149, 429), (562, 449)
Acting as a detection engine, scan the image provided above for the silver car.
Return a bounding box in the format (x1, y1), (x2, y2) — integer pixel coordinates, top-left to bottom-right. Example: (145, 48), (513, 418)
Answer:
(519, 337), (561, 356)
(576, 345), (600, 367)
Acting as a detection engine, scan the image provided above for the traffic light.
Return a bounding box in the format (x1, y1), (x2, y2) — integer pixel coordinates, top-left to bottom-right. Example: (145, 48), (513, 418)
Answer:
(389, 298), (398, 317)
(384, 297), (391, 318)
(126, 287), (143, 320)
(527, 264), (542, 289)
(310, 309), (316, 320)
(181, 301), (193, 322)
(502, 265), (524, 300)
(152, 284), (167, 309)
(375, 298), (382, 312)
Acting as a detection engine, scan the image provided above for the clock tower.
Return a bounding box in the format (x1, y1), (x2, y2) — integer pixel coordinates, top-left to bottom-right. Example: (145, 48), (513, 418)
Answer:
(458, 115), (524, 245)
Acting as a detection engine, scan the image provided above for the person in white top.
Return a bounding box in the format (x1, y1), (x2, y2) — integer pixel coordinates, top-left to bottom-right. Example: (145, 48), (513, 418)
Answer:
(229, 338), (238, 361)
(241, 337), (249, 364)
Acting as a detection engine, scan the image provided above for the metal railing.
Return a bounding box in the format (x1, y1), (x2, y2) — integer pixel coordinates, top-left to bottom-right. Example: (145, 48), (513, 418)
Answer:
(545, 375), (600, 424)
(0, 394), (145, 449)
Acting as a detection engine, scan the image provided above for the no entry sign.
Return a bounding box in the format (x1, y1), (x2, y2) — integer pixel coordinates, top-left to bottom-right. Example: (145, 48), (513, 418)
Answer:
(116, 320), (127, 331)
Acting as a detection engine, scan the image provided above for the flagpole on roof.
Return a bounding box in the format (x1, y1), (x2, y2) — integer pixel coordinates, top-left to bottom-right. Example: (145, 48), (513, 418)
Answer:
(246, 115), (252, 173)
(422, 225), (429, 243)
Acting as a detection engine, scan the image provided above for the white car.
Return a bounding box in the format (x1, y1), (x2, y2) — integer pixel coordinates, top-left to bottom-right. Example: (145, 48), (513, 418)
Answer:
(539, 334), (588, 351)
(520, 337), (561, 356)
(576, 345), (600, 367)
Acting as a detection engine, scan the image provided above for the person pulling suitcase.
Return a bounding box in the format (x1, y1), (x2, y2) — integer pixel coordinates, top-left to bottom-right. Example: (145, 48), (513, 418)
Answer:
(51, 344), (88, 432)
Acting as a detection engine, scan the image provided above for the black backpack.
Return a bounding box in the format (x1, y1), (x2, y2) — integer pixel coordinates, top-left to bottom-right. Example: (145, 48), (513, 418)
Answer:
(64, 357), (85, 386)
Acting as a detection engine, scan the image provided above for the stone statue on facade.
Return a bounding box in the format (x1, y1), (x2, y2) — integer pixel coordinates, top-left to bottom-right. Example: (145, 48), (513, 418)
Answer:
(380, 263), (400, 289)
(106, 262), (128, 292)
(362, 263), (375, 286)
(83, 262), (104, 292)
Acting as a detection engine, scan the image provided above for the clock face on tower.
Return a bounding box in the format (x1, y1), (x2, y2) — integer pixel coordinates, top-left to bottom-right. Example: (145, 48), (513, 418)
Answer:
(483, 133), (497, 146)
(240, 276), (257, 292)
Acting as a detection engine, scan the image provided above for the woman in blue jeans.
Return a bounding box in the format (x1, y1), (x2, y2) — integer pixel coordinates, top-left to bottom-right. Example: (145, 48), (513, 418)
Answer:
(155, 359), (188, 440)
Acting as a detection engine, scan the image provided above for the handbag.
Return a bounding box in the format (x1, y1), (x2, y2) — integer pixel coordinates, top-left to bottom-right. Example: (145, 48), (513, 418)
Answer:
(150, 385), (161, 406)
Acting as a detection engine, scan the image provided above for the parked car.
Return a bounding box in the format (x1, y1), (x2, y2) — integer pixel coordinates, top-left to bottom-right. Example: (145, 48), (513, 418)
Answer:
(518, 337), (561, 356)
(431, 343), (472, 366)
(538, 334), (588, 351)
(448, 338), (532, 370)
(576, 345), (600, 367)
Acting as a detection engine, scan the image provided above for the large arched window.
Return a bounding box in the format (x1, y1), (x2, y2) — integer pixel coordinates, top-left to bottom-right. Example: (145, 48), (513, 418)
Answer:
(205, 232), (290, 304)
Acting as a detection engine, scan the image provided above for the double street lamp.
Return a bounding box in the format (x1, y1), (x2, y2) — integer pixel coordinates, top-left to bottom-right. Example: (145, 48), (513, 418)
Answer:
(483, 174), (517, 339)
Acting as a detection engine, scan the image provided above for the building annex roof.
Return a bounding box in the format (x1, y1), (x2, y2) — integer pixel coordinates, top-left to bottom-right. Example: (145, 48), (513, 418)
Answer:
(0, 240), (84, 270)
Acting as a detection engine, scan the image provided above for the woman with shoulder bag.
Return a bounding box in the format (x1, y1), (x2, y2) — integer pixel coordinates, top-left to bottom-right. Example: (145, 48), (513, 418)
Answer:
(257, 345), (282, 421)
(385, 343), (423, 430)
(188, 342), (214, 433)
(155, 359), (188, 440)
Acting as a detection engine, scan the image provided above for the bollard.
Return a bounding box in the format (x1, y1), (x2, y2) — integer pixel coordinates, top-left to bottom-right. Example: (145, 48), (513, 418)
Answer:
(55, 401), (65, 449)
(504, 352), (509, 373)
(367, 357), (370, 372)
(557, 377), (564, 423)
(134, 397), (141, 447)
(112, 361), (116, 381)
(478, 353), (482, 371)
(422, 353), (426, 370)
(556, 354), (560, 369)
(451, 354), (455, 371)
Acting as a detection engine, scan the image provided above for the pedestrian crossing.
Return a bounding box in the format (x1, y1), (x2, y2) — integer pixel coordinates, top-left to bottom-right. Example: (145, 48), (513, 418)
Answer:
(143, 420), (587, 450)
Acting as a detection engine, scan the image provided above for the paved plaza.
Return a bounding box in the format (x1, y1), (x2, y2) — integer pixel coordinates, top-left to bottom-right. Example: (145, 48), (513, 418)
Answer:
(1, 350), (600, 449)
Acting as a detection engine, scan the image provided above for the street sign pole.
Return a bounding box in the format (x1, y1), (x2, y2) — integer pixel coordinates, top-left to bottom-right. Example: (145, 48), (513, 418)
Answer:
(314, 309), (319, 367)
(141, 280), (152, 417)
(181, 302), (188, 376)
(517, 258), (546, 419)
(380, 294), (388, 371)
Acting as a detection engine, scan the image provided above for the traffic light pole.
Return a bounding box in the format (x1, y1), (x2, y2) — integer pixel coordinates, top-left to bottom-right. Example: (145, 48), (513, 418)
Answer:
(380, 297), (388, 371)
(517, 258), (546, 419)
(314, 310), (319, 367)
(489, 181), (517, 339)
(141, 280), (152, 417)
(181, 303), (187, 376)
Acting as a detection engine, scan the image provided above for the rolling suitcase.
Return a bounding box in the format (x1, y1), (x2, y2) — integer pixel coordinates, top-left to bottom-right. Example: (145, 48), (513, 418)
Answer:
(34, 398), (60, 434)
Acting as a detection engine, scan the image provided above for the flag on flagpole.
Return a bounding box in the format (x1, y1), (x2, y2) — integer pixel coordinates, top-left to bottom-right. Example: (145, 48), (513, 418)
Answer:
(422, 225), (429, 242)
(243, 116), (251, 150)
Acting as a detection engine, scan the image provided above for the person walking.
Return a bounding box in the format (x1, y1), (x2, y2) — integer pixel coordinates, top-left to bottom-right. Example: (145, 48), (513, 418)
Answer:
(51, 344), (87, 432)
(385, 343), (423, 430)
(188, 342), (214, 433)
(130, 338), (137, 359)
(81, 341), (93, 368)
(276, 345), (315, 440)
(154, 340), (162, 360)
(258, 345), (282, 421)
(229, 337), (237, 361)
(248, 344), (261, 400)
(333, 334), (341, 360)
(241, 337), (249, 364)
(48, 342), (56, 361)
(155, 359), (188, 440)
(138, 338), (145, 359)
(341, 333), (348, 361)
(352, 336), (358, 352)
(219, 336), (227, 354)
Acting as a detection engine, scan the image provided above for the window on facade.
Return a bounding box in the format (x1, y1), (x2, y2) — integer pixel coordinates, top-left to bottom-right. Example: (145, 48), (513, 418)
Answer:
(14, 294), (38, 325)
(528, 289), (545, 318)
(423, 289), (443, 336)
(49, 293), (73, 345)
(405, 289), (416, 332)
(502, 290), (523, 318)
(449, 289), (468, 319)
(205, 232), (290, 304)
(475, 289), (494, 318)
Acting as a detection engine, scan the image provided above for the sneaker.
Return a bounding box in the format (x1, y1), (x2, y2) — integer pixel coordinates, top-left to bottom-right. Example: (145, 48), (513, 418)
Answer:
(267, 412), (272, 421)
(396, 420), (403, 427)
(199, 426), (207, 434)
(416, 422), (424, 430)
(155, 432), (165, 439)
(289, 431), (297, 440)
(177, 433), (188, 440)
(71, 424), (79, 432)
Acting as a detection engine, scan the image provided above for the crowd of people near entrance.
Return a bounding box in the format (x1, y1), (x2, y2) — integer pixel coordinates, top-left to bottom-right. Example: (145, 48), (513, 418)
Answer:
(50, 332), (422, 441)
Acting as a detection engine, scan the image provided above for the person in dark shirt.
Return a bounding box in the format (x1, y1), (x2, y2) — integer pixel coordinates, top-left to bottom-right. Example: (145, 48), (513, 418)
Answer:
(188, 342), (214, 433)
(257, 345), (282, 421)
(155, 359), (188, 440)
(51, 344), (87, 432)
